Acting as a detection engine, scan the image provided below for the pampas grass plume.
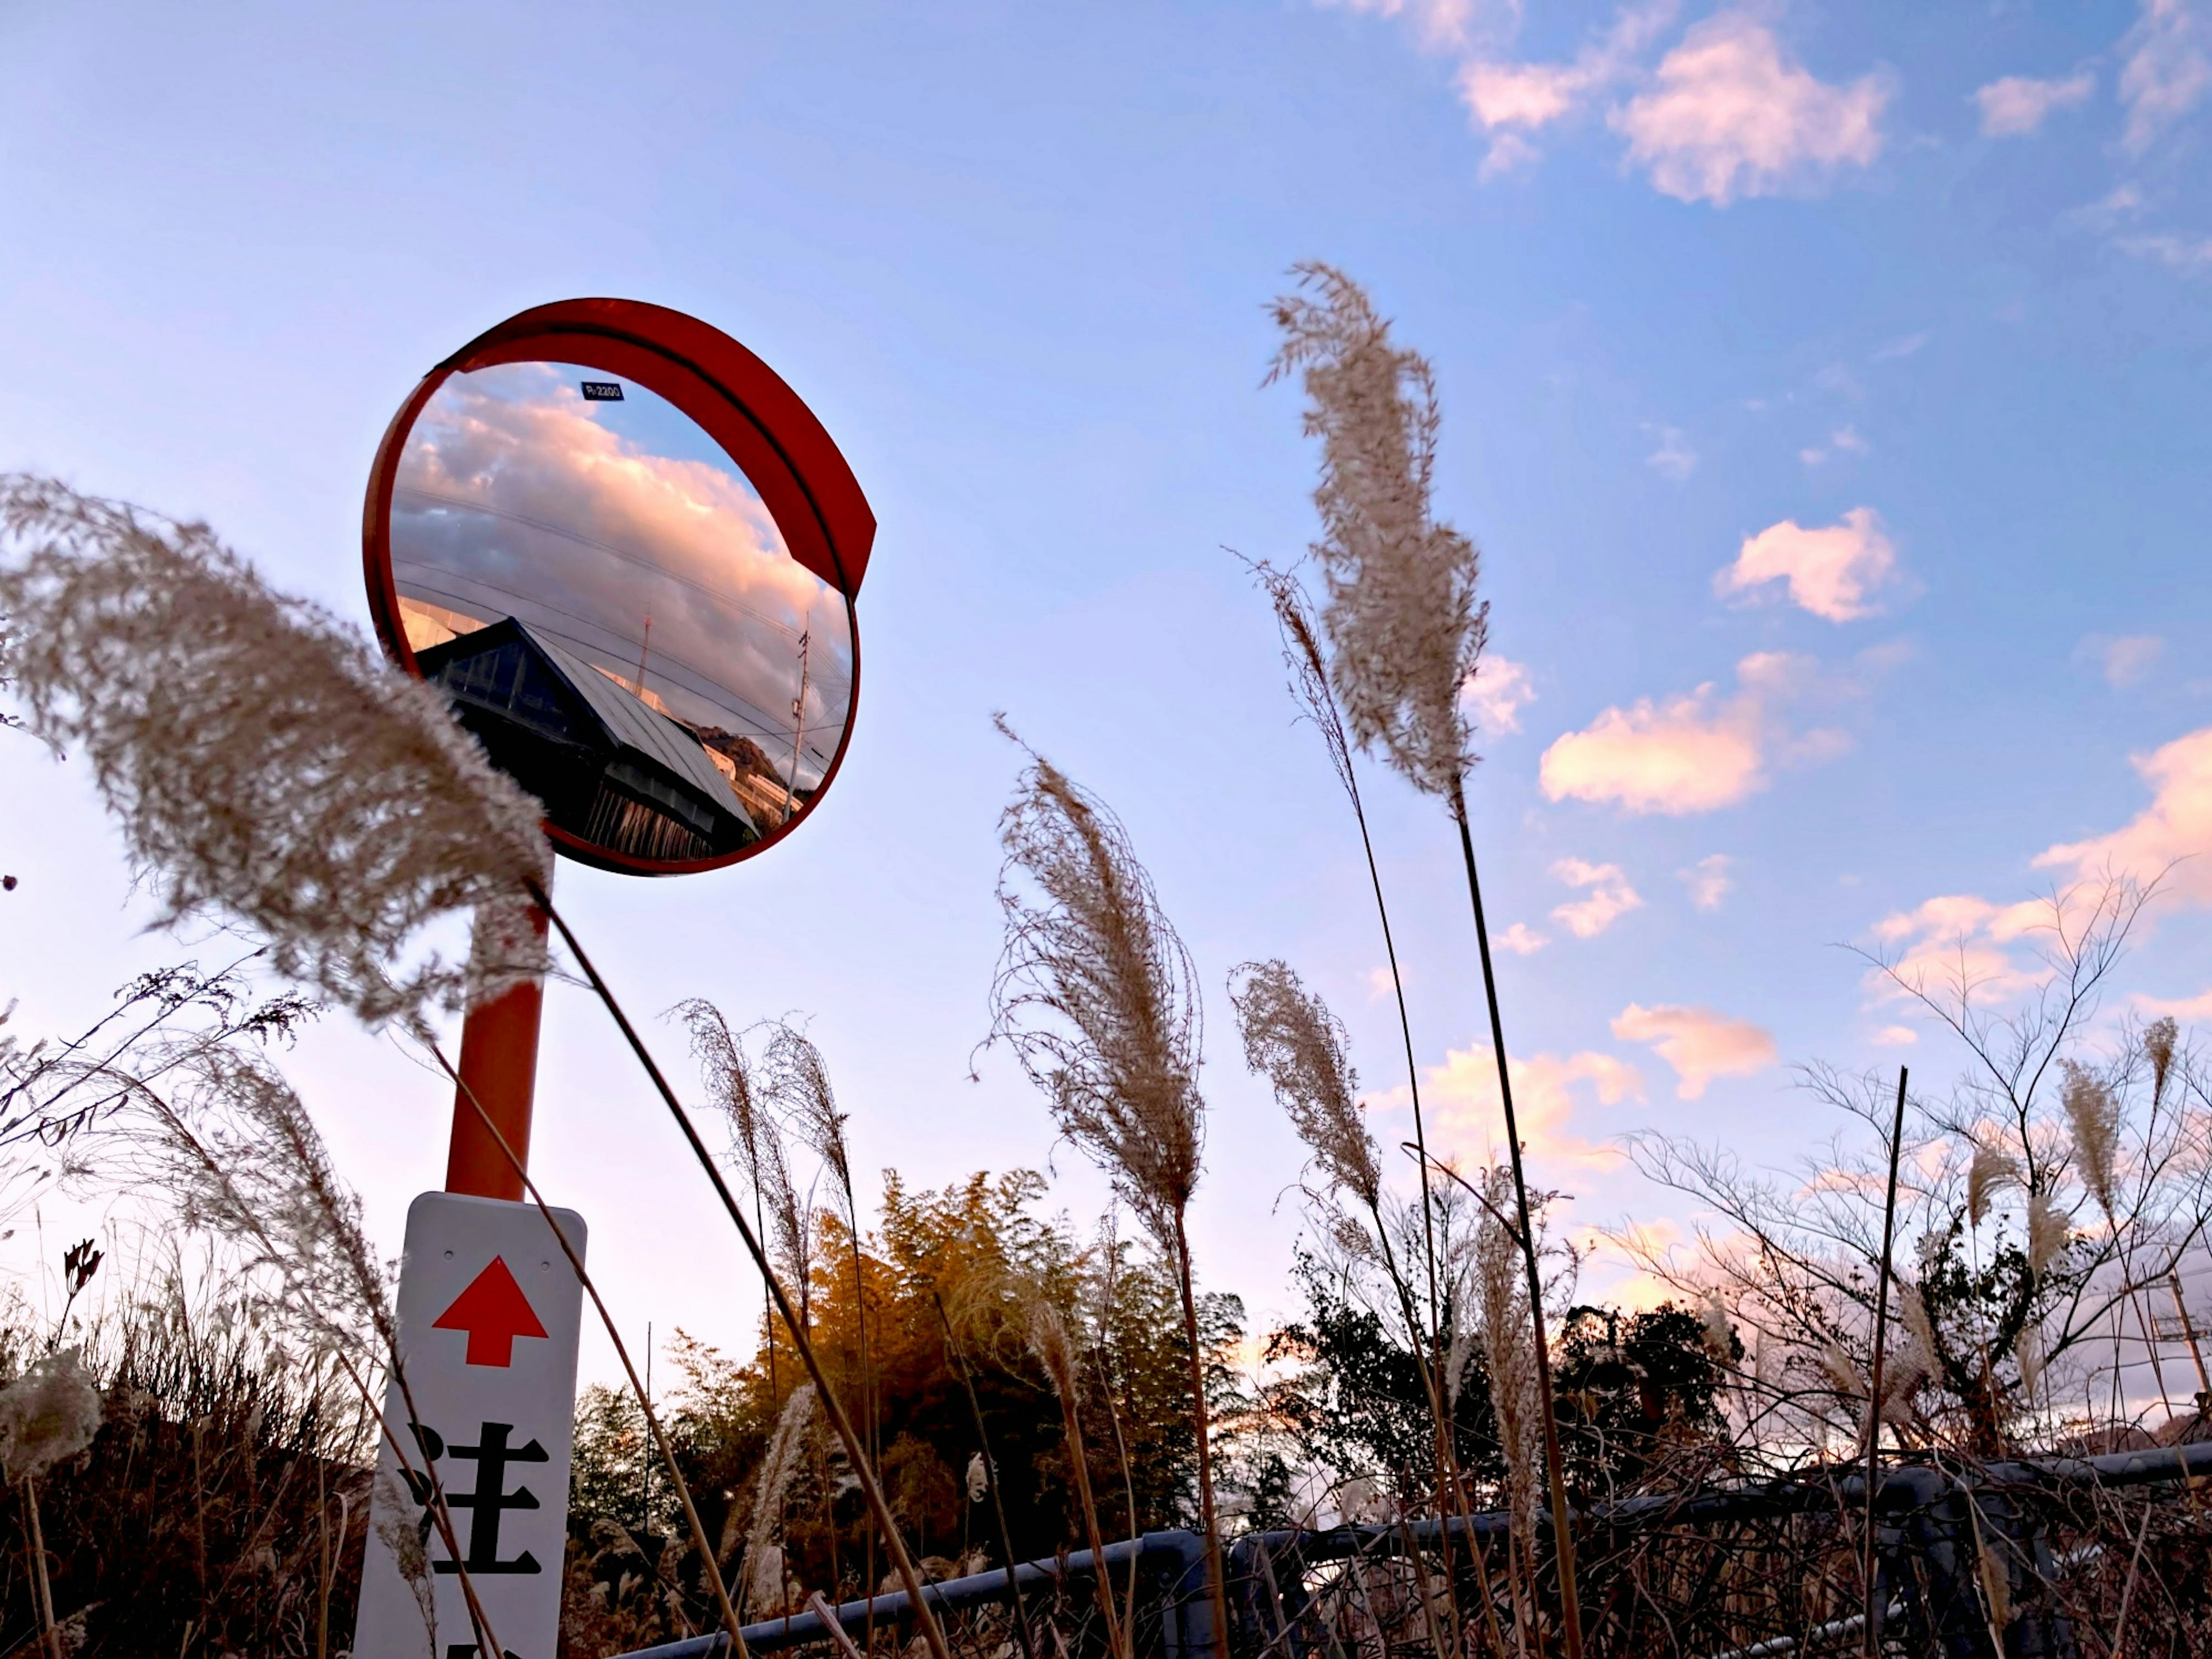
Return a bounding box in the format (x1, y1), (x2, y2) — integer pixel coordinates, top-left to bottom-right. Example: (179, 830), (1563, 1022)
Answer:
(2027, 1190), (2068, 1278)
(743, 1384), (816, 1616)
(0, 1348), (102, 1481)
(2061, 1062), (2121, 1219)
(0, 476), (549, 1031)
(1266, 266), (1487, 806)
(2145, 1016), (2178, 1107)
(1966, 1138), (2020, 1229)
(988, 724), (1203, 1248)
(1229, 959), (1380, 1211)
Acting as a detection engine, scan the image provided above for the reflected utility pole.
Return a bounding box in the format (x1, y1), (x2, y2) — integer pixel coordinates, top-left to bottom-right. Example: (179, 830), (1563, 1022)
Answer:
(784, 628), (810, 825)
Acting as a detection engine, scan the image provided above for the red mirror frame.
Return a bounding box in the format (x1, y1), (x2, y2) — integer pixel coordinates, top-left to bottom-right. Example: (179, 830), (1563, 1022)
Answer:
(362, 298), (874, 877)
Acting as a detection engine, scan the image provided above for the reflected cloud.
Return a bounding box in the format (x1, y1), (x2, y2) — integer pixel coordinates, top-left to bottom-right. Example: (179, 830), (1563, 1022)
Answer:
(392, 362), (851, 801)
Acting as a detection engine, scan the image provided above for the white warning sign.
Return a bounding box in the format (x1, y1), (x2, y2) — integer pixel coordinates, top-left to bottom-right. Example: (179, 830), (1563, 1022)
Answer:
(354, 1191), (588, 1659)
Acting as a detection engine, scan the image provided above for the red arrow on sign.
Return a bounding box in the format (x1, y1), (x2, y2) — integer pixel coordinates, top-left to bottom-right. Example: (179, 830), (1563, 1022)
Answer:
(431, 1255), (549, 1368)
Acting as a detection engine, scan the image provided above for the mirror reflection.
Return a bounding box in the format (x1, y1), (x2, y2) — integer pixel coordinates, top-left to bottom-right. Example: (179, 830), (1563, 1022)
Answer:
(389, 361), (854, 864)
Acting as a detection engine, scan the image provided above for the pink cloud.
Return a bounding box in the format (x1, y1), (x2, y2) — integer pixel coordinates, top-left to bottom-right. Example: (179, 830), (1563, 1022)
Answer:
(1550, 857), (1645, 938)
(1539, 668), (1767, 816)
(1611, 14), (1888, 206)
(1422, 1044), (1643, 1168)
(2035, 725), (2212, 907)
(1716, 507), (1898, 621)
(2120, 0), (2211, 154)
(1974, 71), (2096, 137)
(1495, 922), (1551, 956)
(1868, 892), (2065, 1005)
(1462, 654), (1537, 734)
(1679, 853), (1733, 911)
(1610, 1002), (1777, 1098)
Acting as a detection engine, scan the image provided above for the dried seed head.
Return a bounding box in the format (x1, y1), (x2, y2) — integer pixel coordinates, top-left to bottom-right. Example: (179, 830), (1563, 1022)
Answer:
(2061, 1061), (2121, 1219)
(742, 1384), (816, 1616)
(965, 1451), (988, 1504)
(1267, 264), (1488, 807)
(1472, 1167), (1540, 1532)
(1967, 1138), (2021, 1229)
(1229, 959), (1379, 1212)
(0, 1347), (103, 1481)
(2027, 1190), (2068, 1278)
(764, 1022), (854, 1214)
(2014, 1323), (2044, 1395)
(1020, 1289), (1080, 1404)
(2145, 1016), (2178, 1107)
(1897, 1279), (1940, 1371)
(1820, 1339), (1864, 1403)
(1700, 1292), (1735, 1364)
(1249, 561), (1359, 804)
(988, 725), (1203, 1252)
(0, 476), (550, 1031)
(128, 1043), (395, 1361)
(677, 1000), (770, 1192)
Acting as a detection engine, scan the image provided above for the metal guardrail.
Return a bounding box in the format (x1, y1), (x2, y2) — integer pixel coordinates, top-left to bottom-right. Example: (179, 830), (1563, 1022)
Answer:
(609, 1441), (2212, 1659)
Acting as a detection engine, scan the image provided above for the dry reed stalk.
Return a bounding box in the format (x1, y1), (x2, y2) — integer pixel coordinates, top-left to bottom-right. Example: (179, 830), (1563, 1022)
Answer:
(115, 1047), (503, 1659)
(930, 1291), (1037, 1659)
(533, 889), (956, 1659)
(1861, 1067), (1907, 1659)
(431, 1043), (752, 1656)
(808, 1589), (870, 1659)
(1247, 560), (1445, 1354)
(1268, 269), (1581, 1657)
(1230, 958), (1471, 1657)
(1021, 1289), (1126, 1659)
(0, 475), (547, 1033)
(680, 1000), (785, 1407)
(766, 1020), (883, 1631)
(984, 726), (1229, 1659)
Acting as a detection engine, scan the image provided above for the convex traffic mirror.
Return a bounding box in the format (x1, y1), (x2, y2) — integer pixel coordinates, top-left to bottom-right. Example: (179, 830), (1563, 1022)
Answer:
(365, 299), (874, 876)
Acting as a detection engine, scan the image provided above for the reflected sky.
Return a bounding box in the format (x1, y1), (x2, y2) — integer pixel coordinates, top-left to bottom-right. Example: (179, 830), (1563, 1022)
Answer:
(391, 361), (853, 794)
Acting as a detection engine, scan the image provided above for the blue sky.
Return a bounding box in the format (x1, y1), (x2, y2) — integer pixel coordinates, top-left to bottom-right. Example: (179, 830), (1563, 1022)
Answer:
(3, 0), (2209, 1378)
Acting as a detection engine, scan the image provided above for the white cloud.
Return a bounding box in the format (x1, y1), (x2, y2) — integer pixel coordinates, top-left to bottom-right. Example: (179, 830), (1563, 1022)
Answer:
(2120, 0), (2211, 154)
(1455, 1), (1680, 177)
(1869, 892), (2062, 1005)
(1799, 424), (1870, 467)
(2035, 725), (2212, 907)
(1679, 853), (1733, 911)
(1478, 130), (1544, 179)
(1716, 507), (1898, 622)
(1541, 681), (1763, 815)
(2070, 182), (2146, 233)
(1462, 654), (1537, 734)
(1609, 13), (1889, 206)
(1316, 0), (1480, 50)
(1421, 1043), (1643, 1168)
(1496, 922), (1551, 956)
(2116, 232), (2212, 272)
(1974, 71), (2096, 137)
(2138, 986), (2212, 1020)
(1646, 425), (1699, 480)
(1550, 857), (1645, 937)
(1611, 1002), (1777, 1098)
(2077, 633), (2165, 688)
(1873, 331), (1930, 360)
(1870, 1024), (1919, 1047)
(1540, 652), (1842, 816)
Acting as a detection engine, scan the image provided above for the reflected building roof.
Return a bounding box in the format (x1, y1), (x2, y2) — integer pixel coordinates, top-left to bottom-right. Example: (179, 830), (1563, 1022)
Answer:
(521, 626), (745, 811)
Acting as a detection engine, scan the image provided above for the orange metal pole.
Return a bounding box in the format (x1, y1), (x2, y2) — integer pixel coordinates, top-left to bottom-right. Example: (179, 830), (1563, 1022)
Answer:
(444, 898), (550, 1200)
